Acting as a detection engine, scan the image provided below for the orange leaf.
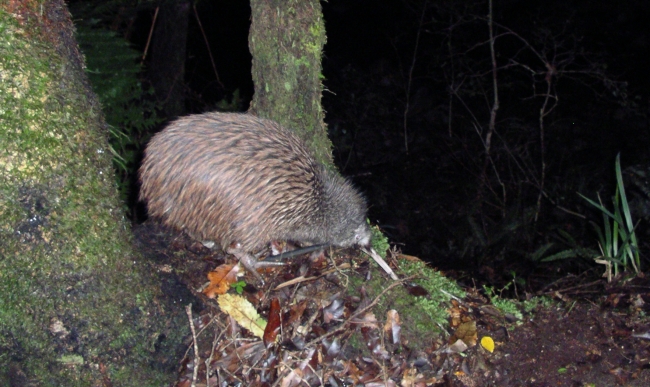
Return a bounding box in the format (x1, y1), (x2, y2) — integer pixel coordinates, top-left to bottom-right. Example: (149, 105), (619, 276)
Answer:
(203, 264), (240, 298)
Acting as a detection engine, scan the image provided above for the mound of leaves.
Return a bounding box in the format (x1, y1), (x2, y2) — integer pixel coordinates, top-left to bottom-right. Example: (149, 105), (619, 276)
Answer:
(133, 222), (650, 387)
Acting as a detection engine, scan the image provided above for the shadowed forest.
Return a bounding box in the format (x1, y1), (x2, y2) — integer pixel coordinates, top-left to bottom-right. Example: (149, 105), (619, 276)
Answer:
(71, 0), (650, 289)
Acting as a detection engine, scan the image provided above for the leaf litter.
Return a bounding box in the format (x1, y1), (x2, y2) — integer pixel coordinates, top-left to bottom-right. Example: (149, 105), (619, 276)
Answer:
(134, 221), (650, 386)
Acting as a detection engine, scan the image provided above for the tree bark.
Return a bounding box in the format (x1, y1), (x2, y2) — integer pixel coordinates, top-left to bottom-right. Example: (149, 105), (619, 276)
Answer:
(248, 0), (333, 166)
(0, 2), (184, 385)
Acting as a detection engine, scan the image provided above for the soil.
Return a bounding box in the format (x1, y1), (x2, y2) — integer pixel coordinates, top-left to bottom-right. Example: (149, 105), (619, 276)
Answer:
(134, 222), (650, 387)
(479, 300), (650, 386)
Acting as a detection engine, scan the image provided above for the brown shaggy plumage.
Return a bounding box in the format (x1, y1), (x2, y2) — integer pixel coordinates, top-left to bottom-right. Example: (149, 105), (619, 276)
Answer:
(139, 113), (370, 276)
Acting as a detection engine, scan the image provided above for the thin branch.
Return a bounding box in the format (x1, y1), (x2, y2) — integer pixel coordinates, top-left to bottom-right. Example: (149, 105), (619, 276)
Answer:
(403, 0), (428, 154)
(141, 6), (159, 64)
(534, 63), (556, 222)
(474, 0), (501, 215)
(193, 4), (224, 88)
(185, 304), (199, 387)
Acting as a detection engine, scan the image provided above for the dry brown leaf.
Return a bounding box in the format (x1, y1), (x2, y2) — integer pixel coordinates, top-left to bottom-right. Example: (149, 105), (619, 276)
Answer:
(211, 342), (264, 373)
(448, 301), (463, 327)
(353, 312), (379, 328)
(298, 348), (318, 377)
(384, 309), (401, 345)
(323, 299), (345, 323)
(323, 338), (341, 361)
(398, 253), (421, 261)
(341, 360), (362, 383)
(203, 263), (240, 298)
(446, 339), (469, 354)
(450, 320), (477, 347)
(286, 299), (308, 326)
(365, 381), (397, 387)
(280, 368), (304, 387)
(263, 298), (282, 347)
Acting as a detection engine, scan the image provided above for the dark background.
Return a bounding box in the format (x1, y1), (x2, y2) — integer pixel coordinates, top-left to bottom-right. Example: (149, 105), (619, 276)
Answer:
(70, 0), (650, 290)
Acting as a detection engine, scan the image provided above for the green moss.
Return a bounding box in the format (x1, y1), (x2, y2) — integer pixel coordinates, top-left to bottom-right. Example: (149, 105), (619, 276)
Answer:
(249, 0), (332, 165)
(522, 295), (554, 312)
(348, 258), (465, 350)
(1, 10), (182, 386)
(483, 284), (556, 322)
(370, 223), (391, 257)
(397, 259), (465, 333)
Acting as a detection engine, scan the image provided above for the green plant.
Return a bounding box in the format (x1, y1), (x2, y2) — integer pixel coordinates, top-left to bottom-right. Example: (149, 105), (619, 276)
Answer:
(231, 280), (247, 295)
(537, 229), (599, 263)
(579, 154), (641, 279)
(521, 296), (554, 313)
(214, 89), (244, 112)
(483, 284), (523, 321)
(75, 24), (161, 211)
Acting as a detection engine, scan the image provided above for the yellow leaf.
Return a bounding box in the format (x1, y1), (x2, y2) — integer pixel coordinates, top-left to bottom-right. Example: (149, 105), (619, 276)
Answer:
(480, 336), (495, 353)
(217, 294), (267, 339)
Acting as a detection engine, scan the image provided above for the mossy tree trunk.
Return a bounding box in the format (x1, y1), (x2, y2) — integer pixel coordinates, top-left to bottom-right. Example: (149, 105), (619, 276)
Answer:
(248, 0), (333, 166)
(0, 2), (183, 385)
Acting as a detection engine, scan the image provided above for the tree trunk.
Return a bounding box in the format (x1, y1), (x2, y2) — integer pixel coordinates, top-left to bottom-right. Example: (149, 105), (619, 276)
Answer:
(0, 2), (184, 385)
(248, 0), (333, 166)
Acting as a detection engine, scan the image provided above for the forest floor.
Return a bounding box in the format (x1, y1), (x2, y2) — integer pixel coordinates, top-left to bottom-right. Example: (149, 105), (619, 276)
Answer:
(472, 294), (650, 386)
(134, 222), (650, 387)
